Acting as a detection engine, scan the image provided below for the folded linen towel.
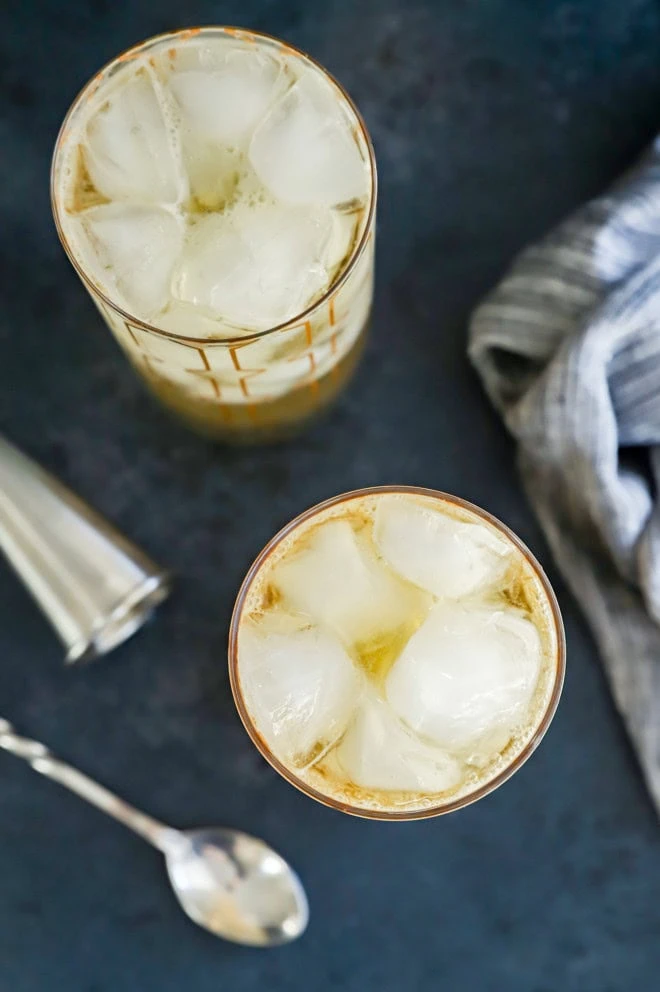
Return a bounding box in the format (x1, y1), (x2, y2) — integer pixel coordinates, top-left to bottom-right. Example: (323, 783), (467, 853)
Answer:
(469, 138), (660, 814)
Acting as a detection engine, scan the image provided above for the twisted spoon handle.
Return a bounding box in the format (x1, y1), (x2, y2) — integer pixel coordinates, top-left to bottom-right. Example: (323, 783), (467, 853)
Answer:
(0, 719), (179, 853)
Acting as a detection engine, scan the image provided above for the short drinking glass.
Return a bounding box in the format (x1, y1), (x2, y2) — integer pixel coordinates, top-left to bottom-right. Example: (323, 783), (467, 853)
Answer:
(229, 487), (565, 820)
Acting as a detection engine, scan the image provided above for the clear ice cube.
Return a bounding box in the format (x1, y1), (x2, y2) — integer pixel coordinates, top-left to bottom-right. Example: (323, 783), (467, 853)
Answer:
(84, 69), (183, 204)
(249, 73), (368, 206)
(238, 621), (361, 766)
(334, 691), (461, 793)
(271, 519), (418, 647)
(172, 201), (334, 330)
(374, 497), (511, 600)
(170, 50), (284, 147)
(82, 203), (183, 317)
(386, 602), (542, 752)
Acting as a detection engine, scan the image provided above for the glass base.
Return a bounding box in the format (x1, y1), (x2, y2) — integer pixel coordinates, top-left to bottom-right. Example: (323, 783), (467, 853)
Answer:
(136, 319), (368, 445)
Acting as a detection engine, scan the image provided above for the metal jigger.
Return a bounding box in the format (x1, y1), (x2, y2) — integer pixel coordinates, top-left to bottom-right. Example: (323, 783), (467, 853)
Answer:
(0, 435), (170, 663)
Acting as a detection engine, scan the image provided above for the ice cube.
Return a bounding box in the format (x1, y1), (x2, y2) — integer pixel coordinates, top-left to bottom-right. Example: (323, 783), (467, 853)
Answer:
(172, 201), (334, 330)
(249, 73), (368, 207)
(155, 300), (231, 339)
(271, 519), (418, 646)
(84, 68), (183, 204)
(326, 210), (358, 277)
(386, 602), (542, 751)
(82, 203), (183, 317)
(170, 50), (284, 147)
(238, 621), (361, 766)
(335, 691), (461, 793)
(374, 497), (511, 600)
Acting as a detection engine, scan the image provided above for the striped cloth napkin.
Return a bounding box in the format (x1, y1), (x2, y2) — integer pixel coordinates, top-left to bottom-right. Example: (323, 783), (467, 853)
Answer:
(469, 138), (660, 814)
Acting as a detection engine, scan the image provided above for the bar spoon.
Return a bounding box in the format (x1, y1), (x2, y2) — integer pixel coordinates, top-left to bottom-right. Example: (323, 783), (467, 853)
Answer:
(0, 719), (308, 946)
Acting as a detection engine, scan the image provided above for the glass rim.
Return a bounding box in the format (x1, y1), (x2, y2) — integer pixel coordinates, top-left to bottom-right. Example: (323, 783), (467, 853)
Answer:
(50, 25), (378, 347)
(228, 486), (567, 822)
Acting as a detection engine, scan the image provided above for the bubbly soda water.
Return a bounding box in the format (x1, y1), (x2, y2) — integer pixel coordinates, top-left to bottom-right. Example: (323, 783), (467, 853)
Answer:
(53, 30), (374, 429)
(236, 493), (559, 814)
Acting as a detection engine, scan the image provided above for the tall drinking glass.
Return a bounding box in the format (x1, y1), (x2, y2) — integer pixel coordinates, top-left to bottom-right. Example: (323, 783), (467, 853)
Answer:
(51, 28), (376, 443)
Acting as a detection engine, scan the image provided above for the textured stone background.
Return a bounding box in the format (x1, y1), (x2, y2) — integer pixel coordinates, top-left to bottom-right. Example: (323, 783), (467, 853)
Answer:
(1, 1), (660, 989)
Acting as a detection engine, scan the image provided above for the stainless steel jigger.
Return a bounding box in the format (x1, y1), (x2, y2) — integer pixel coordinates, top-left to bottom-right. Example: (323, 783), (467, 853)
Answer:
(0, 435), (170, 663)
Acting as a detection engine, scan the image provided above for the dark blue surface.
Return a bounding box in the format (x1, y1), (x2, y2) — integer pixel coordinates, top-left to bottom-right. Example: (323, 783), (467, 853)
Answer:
(2, 2), (660, 989)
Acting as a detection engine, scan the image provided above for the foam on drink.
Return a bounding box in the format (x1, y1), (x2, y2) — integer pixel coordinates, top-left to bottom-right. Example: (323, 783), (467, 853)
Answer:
(235, 492), (561, 815)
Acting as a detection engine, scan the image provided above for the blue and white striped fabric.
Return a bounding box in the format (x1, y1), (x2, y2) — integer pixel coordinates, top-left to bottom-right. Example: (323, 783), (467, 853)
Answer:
(469, 138), (660, 814)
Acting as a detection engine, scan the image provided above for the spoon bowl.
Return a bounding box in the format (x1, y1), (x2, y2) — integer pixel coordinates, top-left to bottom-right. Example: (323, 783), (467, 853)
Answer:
(165, 828), (309, 946)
